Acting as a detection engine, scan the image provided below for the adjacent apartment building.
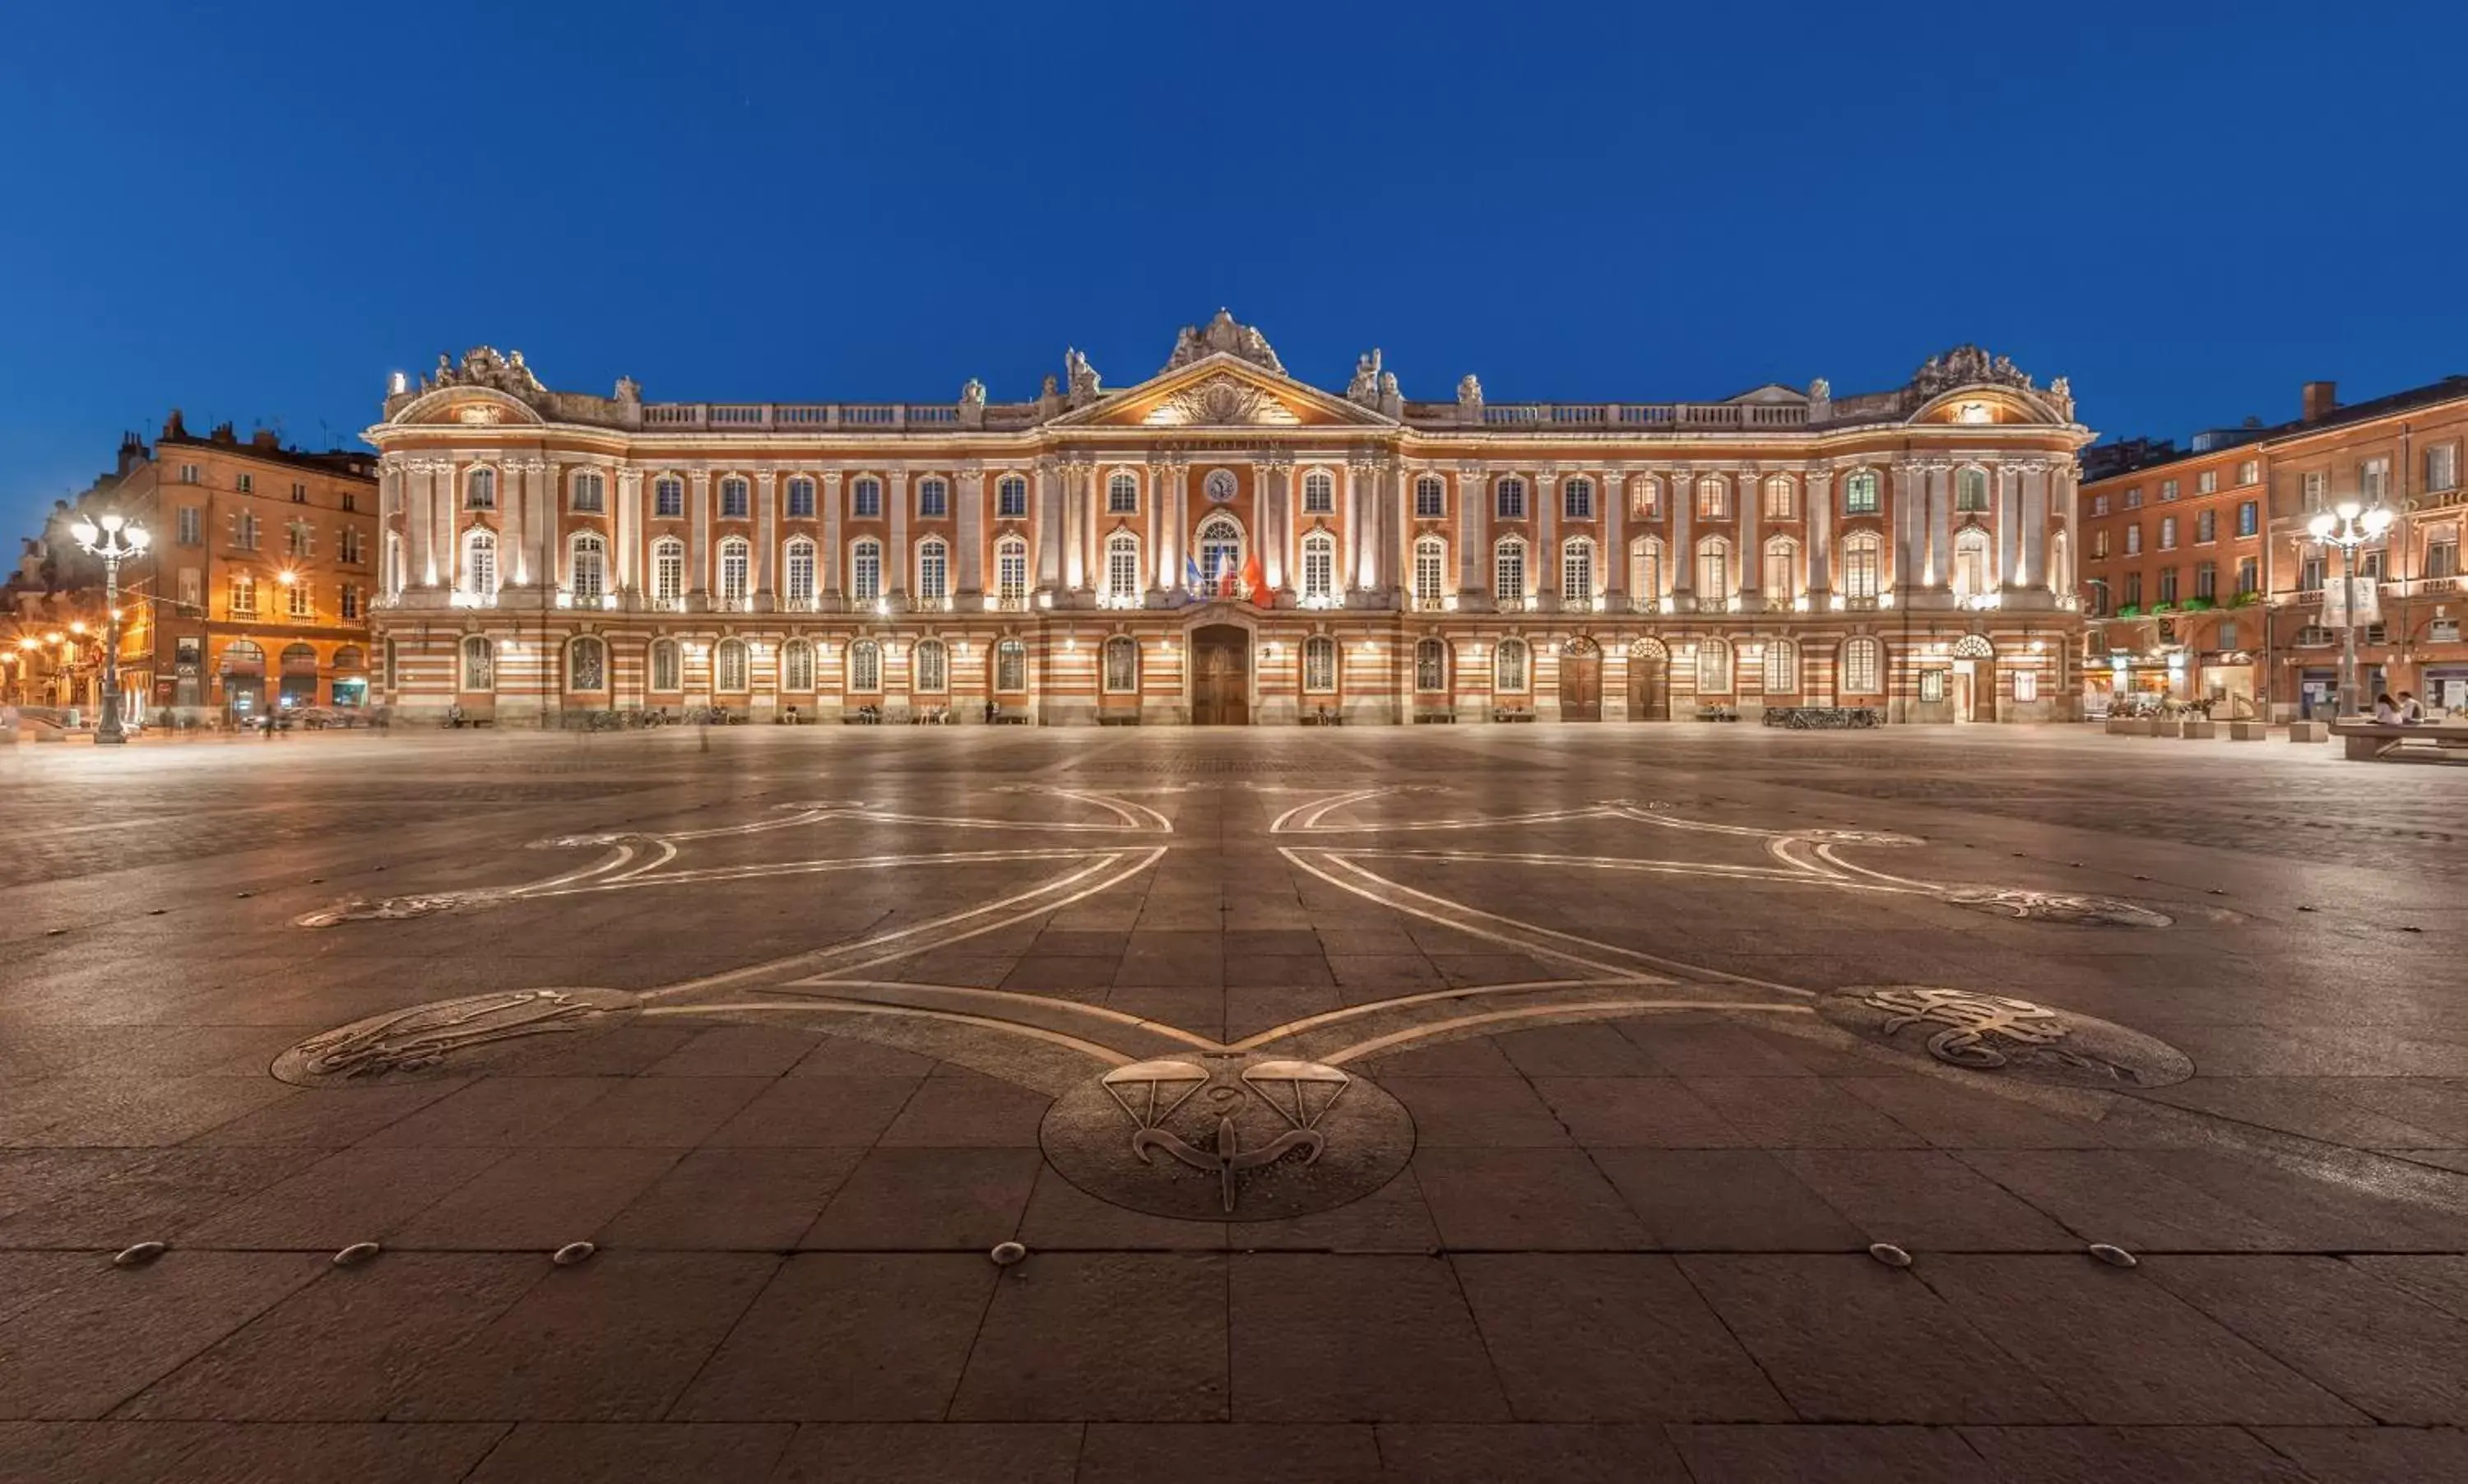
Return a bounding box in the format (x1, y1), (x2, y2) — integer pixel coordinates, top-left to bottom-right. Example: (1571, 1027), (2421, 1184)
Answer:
(2077, 374), (2468, 717)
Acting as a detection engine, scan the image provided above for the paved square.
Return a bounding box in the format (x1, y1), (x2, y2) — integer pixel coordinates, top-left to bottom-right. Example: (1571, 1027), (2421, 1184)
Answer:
(2, 726), (2465, 1480)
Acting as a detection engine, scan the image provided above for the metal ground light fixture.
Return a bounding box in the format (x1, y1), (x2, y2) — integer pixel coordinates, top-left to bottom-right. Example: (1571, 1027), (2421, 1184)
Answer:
(2305, 499), (2391, 719)
(67, 513), (151, 744)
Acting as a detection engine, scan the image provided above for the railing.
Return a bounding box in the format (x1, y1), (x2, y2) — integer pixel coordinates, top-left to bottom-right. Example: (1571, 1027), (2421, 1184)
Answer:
(638, 402), (974, 431)
(1459, 401), (1814, 430)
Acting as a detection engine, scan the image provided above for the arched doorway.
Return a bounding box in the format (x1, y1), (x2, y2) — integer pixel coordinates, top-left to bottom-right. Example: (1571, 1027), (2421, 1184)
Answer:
(1558, 636), (1602, 721)
(220, 640), (266, 720)
(1951, 633), (1995, 723)
(1627, 638), (1670, 721)
(1190, 624), (1250, 726)
(278, 644), (319, 711)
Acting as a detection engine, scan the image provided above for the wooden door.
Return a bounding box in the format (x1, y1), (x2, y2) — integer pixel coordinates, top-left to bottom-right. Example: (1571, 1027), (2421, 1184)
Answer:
(1627, 657), (1668, 720)
(1559, 642), (1603, 721)
(1191, 625), (1250, 726)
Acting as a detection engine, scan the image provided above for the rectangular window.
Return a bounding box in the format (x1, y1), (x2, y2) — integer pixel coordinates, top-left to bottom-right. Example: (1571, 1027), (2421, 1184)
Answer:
(1414, 476), (1445, 519)
(2429, 539), (2460, 578)
(2125, 524), (2141, 556)
(2196, 471), (2217, 494)
(236, 472), (253, 494)
(1106, 540), (1137, 597)
(654, 478), (684, 518)
(997, 476), (1027, 518)
(288, 582), (314, 619)
(2123, 572), (2143, 605)
(2303, 471), (2327, 508)
(340, 528), (364, 563)
(2360, 550), (2383, 582)
(2091, 494), (2109, 517)
(234, 512), (260, 550)
(2091, 530), (2109, 559)
(288, 521), (313, 557)
(922, 480), (952, 518)
(720, 480), (749, 520)
(341, 586), (360, 621)
(2237, 557), (2257, 594)
(2158, 568), (2179, 604)
(2195, 563), (2216, 601)
(2196, 509), (2215, 544)
(2299, 555), (2325, 591)
(786, 480), (815, 518)
(2361, 457), (2390, 502)
(851, 545), (881, 601)
(177, 506), (202, 545)
(2238, 460), (2259, 486)
(290, 481), (308, 503)
(1919, 669), (1946, 704)
(1561, 545), (1593, 604)
(2237, 501), (2258, 537)
(2011, 670), (2039, 703)
(178, 463), (199, 484)
(2159, 479), (2178, 502)
(2218, 621), (2238, 651)
(2429, 443), (2461, 493)
(341, 492), (356, 512)
(2123, 488), (2142, 508)
(1564, 481), (1594, 521)
(997, 545), (1027, 600)
(1495, 480), (1525, 520)
(230, 575), (257, 614)
(854, 481), (882, 518)
(178, 568), (202, 610)
(1495, 545), (1526, 603)
(1844, 475), (1877, 515)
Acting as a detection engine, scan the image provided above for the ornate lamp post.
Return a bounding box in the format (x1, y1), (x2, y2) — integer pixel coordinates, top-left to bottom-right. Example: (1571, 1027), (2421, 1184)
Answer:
(2306, 499), (2392, 719)
(67, 513), (151, 744)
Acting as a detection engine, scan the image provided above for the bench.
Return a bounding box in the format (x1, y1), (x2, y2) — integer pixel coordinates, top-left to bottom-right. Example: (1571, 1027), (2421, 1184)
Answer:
(1413, 709), (1457, 724)
(1693, 707), (1740, 723)
(1492, 707), (1536, 723)
(2329, 722), (2468, 764)
(1762, 707), (1880, 730)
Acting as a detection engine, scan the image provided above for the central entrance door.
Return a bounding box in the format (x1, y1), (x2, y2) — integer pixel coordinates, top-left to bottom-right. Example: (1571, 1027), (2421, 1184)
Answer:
(1558, 638), (1602, 721)
(1190, 624), (1250, 726)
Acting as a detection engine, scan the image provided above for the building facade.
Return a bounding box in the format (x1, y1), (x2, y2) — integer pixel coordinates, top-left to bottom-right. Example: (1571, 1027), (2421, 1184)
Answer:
(44, 415), (385, 722)
(366, 316), (2091, 726)
(2078, 376), (2468, 719)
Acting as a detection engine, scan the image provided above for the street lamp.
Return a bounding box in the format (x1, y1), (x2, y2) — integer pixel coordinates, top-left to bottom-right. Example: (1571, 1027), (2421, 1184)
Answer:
(2305, 499), (2393, 718)
(67, 512), (151, 744)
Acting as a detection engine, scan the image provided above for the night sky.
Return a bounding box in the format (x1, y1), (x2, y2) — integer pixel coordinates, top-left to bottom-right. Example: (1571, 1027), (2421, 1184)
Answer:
(5, 0), (2463, 536)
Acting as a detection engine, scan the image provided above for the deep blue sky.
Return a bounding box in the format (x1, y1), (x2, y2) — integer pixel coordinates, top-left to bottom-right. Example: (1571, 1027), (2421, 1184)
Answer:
(6, 1), (2464, 537)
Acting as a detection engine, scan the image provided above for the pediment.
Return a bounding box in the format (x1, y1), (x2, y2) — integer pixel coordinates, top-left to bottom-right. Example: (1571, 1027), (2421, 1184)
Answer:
(1051, 355), (1394, 430)
(386, 385), (547, 427)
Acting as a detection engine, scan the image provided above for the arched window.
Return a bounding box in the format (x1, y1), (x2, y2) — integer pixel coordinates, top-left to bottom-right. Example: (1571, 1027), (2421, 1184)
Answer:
(1102, 635), (1139, 693)
(1415, 637), (1448, 693)
(917, 477), (950, 518)
(719, 476), (750, 520)
(1302, 635), (1338, 693)
(1302, 470), (1335, 514)
(717, 536), (751, 605)
(1106, 532), (1140, 600)
(651, 537), (684, 607)
(1696, 637), (1732, 693)
(1107, 471), (1139, 514)
(1841, 637), (1881, 693)
(571, 471), (605, 512)
(1844, 470), (1880, 514)
(569, 533), (607, 605)
(567, 635), (606, 692)
(460, 634), (494, 690)
(1763, 475), (1795, 519)
(1414, 475), (1446, 518)
(1695, 536), (1732, 605)
(782, 538), (816, 607)
(849, 639), (882, 691)
(1495, 476), (1528, 520)
(713, 638), (748, 692)
(917, 537), (949, 602)
(649, 638), (681, 691)
(332, 645), (366, 672)
(851, 477), (884, 519)
(1561, 538), (1595, 606)
(995, 638), (1027, 692)
(1842, 532), (1883, 601)
(1631, 537), (1667, 607)
(786, 477), (816, 519)
(1696, 476), (1728, 520)
(1413, 536), (1447, 606)
(1952, 528), (1992, 600)
(653, 475), (684, 518)
(995, 536), (1028, 603)
(851, 539), (883, 602)
(1762, 536), (1799, 602)
(465, 466), (497, 509)
(914, 639), (948, 693)
(1956, 466), (1991, 512)
(996, 475), (1028, 518)
(1762, 638), (1797, 693)
(1301, 532), (1336, 602)
(1494, 538), (1529, 605)
(1562, 477), (1594, 520)
(781, 639), (814, 691)
(1494, 638), (1529, 693)
(462, 528), (498, 596)
(1197, 516), (1243, 586)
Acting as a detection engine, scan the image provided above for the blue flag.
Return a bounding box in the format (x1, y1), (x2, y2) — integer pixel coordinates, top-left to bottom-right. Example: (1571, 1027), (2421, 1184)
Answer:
(1184, 555), (1204, 601)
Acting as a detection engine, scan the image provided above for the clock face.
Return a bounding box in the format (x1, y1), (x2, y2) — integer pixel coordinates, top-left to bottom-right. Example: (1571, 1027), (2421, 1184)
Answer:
(1204, 469), (1238, 503)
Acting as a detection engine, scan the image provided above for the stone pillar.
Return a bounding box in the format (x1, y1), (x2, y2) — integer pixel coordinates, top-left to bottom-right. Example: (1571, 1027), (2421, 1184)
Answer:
(1737, 468), (1761, 609)
(2057, 460), (2078, 597)
(1927, 460), (1951, 592)
(1389, 460), (1412, 604)
(1165, 454), (1189, 591)
(1458, 461), (1487, 608)
(1536, 468), (1559, 607)
(1808, 469), (1835, 595)
(1672, 468), (1695, 610)
(887, 466), (910, 601)
(1603, 471), (1627, 608)
(405, 459), (434, 589)
(957, 464), (985, 601)
(617, 469), (641, 596)
(821, 471), (843, 604)
(1892, 461), (1921, 592)
(1262, 455), (1291, 594)
(689, 471), (711, 605)
(500, 461), (528, 588)
(1062, 461), (1087, 595)
(1036, 458), (1062, 592)
(756, 470), (777, 608)
(2020, 460), (2049, 590)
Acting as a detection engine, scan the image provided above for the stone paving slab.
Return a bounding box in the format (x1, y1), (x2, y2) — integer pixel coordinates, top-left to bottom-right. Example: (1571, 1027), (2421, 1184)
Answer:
(2, 727), (2466, 1479)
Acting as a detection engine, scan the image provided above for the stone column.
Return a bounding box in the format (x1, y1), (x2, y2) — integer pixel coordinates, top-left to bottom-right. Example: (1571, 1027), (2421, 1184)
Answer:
(1390, 460), (1413, 604)
(404, 458), (434, 589)
(957, 464), (985, 601)
(688, 471), (711, 606)
(617, 469), (641, 596)
(1061, 461), (1087, 595)
(1458, 462), (1487, 607)
(1808, 469), (1835, 595)
(1892, 461), (1921, 591)
(1927, 460), (1951, 592)
(2019, 460), (2049, 590)
(1997, 463), (2020, 589)
(756, 470), (777, 609)
(1603, 471), (1627, 608)
(1352, 460), (1384, 596)
(1736, 467), (1759, 610)
(1536, 468), (1559, 608)
(1165, 454), (1189, 591)
(500, 461), (528, 588)
(1035, 458), (1062, 592)
(886, 466), (910, 601)
(821, 471), (844, 604)
(1672, 468), (1695, 610)
(2057, 460), (2079, 597)
(1263, 454), (1292, 594)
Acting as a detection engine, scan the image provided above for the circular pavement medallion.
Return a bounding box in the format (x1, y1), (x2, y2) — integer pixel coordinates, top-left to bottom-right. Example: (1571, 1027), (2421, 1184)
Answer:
(1937, 887), (2173, 928)
(1040, 1053), (1414, 1222)
(1819, 985), (2192, 1089)
(272, 988), (642, 1087)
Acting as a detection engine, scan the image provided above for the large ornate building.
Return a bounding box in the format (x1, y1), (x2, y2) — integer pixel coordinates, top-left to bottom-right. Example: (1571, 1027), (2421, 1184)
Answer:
(365, 314), (2090, 726)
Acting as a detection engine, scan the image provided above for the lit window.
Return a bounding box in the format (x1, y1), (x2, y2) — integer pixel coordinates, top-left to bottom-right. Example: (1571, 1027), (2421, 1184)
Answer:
(1302, 635), (1337, 693)
(1496, 477), (1528, 520)
(919, 478), (950, 518)
(915, 639), (948, 693)
(1696, 638), (1731, 693)
(786, 478), (815, 518)
(996, 538), (1028, 602)
(714, 638), (748, 691)
(1105, 534), (1139, 599)
(782, 640), (814, 690)
(1414, 476), (1445, 519)
(1842, 637), (1880, 692)
(1106, 472), (1138, 514)
(1493, 638), (1528, 693)
(1413, 537), (1446, 605)
(1301, 533), (1335, 601)
(717, 537), (751, 604)
(466, 468), (496, 509)
(1631, 538), (1666, 603)
(462, 528), (498, 595)
(460, 635), (494, 690)
(852, 478), (883, 518)
(650, 639), (680, 690)
(655, 477), (684, 518)
(996, 475), (1028, 518)
(568, 637), (606, 692)
(1762, 475), (1793, 518)
(1561, 539), (1594, 605)
(652, 538), (684, 606)
(1414, 638), (1447, 693)
(1762, 639), (1796, 693)
(1842, 533), (1881, 600)
(1562, 478), (1594, 521)
(1103, 635), (1139, 693)
(849, 640), (881, 692)
(782, 540), (816, 605)
(851, 540), (882, 601)
(287, 582), (313, 619)
(1494, 539), (1527, 605)
(1303, 471), (1335, 514)
(917, 538), (949, 601)
(1695, 477), (1727, 519)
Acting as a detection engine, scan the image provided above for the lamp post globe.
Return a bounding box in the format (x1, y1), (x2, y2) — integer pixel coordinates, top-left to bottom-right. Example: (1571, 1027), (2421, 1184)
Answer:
(2310, 498), (2391, 721)
(67, 514), (147, 745)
